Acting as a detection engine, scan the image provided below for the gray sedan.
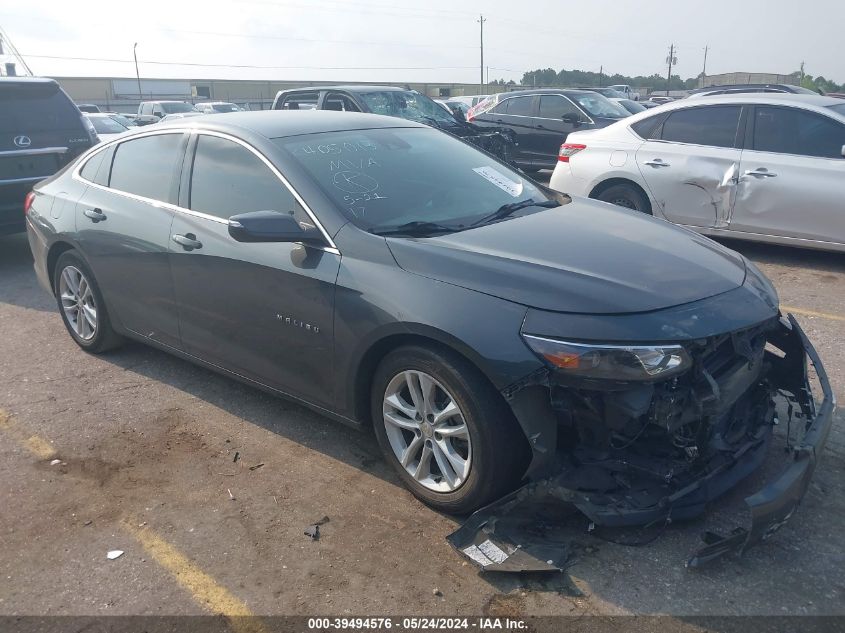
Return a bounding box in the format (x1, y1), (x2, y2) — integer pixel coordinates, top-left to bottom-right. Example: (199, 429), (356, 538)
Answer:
(24, 112), (832, 567)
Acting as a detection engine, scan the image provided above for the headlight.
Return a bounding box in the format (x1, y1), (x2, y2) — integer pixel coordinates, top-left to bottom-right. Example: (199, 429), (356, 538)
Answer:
(522, 334), (692, 382)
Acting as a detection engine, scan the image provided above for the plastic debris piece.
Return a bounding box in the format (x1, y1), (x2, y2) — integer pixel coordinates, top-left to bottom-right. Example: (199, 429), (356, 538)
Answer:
(304, 525), (320, 540)
(227, 488), (235, 501)
(249, 463), (264, 471)
(50, 459), (61, 466)
(107, 550), (124, 560)
(233, 451), (240, 463)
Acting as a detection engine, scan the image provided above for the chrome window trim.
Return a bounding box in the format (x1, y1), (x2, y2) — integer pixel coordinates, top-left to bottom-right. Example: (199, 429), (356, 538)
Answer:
(1, 147), (69, 157)
(72, 127), (340, 253)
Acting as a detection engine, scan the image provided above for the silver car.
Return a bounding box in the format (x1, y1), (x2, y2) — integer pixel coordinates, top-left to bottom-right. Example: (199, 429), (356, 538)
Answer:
(549, 94), (845, 252)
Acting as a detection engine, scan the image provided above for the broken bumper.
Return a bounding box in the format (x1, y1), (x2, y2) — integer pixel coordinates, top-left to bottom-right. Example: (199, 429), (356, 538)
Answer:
(686, 315), (835, 566)
(448, 315), (835, 571)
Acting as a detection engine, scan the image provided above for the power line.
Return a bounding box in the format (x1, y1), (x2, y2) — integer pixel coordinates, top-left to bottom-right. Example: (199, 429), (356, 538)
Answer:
(21, 53), (482, 71)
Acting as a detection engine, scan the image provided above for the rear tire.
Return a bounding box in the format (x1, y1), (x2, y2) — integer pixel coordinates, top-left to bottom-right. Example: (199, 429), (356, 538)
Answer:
(371, 345), (528, 515)
(595, 183), (652, 214)
(53, 251), (123, 353)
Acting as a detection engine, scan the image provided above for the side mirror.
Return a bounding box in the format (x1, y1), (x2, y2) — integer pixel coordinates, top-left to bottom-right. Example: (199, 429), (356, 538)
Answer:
(228, 210), (324, 244)
(562, 112), (581, 126)
(841, 144), (845, 158)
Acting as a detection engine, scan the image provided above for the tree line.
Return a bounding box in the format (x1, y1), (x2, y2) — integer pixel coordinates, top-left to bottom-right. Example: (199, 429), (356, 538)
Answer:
(492, 68), (845, 94)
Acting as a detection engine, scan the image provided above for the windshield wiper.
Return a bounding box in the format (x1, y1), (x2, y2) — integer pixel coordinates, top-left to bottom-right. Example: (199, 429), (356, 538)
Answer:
(370, 220), (462, 237)
(469, 198), (561, 227)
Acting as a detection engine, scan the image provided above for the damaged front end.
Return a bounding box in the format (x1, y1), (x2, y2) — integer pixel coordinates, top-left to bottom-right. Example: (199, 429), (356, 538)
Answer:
(449, 315), (834, 571)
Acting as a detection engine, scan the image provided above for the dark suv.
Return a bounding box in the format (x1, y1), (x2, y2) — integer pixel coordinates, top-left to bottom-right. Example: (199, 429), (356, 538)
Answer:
(1, 77), (98, 236)
(468, 89), (630, 171)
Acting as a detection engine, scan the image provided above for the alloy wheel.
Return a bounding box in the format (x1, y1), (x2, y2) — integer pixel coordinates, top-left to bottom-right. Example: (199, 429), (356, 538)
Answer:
(59, 265), (98, 341)
(382, 370), (472, 493)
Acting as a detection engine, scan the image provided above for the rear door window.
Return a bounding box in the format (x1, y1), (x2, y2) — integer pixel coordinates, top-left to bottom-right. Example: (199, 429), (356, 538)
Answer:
(659, 106), (741, 148)
(0, 82), (82, 134)
(109, 133), (183, 201)
(279, 92), (319, 110)
(752, 106), (845, 159)
(189, 134), (305, 222)
(503, 96), (534, 117)
(324, 93), (361, 112)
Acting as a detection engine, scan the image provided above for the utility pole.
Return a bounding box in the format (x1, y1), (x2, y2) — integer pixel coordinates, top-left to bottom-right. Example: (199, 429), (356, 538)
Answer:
(599, 65), (603, 87)
(799, 61), (805, 85)
(702, 45), (708, 77)
(478, 14), (486, 91)
(133, 43), (142, 100)
(666, 43), (676, 96)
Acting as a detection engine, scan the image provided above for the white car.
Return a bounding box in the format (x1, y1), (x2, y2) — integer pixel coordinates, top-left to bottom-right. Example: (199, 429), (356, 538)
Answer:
(194, 101), (243, 114)
(549, 94), (845, 252)
(84, 113), (132, 142)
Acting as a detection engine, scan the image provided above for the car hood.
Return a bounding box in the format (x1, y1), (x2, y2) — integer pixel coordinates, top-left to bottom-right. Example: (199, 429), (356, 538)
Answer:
(386, 200), (747, 315)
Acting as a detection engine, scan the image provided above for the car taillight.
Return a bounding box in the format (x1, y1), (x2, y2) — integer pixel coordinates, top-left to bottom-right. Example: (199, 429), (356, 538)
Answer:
(24, 191), (35, 216)
(559, 143), (587, 162)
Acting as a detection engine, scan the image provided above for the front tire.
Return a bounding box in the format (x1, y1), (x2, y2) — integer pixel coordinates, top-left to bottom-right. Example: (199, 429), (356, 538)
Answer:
(595, 183), (652, 214)
(371, 345), (528, 514)
(54, 251), (123, 353)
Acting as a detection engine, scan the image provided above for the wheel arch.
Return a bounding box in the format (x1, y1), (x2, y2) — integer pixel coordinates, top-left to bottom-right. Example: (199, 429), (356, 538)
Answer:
(589, 177), (653, 214)
(46, 240), (78, 294)
(349, 326), (512, 430)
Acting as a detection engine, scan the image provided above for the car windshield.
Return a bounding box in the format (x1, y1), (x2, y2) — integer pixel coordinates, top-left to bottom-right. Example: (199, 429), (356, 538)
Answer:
(212, 103), (240, 112)
(359, 91), (456, 125)
(275, 127), (554, 233)
(826, 103), (845, 116)
(88, 116), (127, 134)
(161, 102), (197, 114)
(571, 93), (630, 118)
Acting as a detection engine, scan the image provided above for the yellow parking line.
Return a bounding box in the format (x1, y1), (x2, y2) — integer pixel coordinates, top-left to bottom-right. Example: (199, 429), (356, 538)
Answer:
(1, 410), (265, 631)
(0, 410), (57, 460)
(122, 520), (268, 633)
(783, 306), (845, 323)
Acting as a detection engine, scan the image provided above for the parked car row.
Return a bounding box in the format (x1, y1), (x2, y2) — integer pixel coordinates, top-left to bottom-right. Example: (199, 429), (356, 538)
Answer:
(23, 110), (834, 569)
(272, 85), (517, 163)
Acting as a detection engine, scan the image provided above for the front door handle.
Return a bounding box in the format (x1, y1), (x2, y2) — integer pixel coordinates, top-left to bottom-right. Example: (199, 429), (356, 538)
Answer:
(172, 233), (203, 251)
(744, 168), (777, 178)
(644, 159), (670, 168)
(536, 124), (546, 129)
(83, 208), (106, 222)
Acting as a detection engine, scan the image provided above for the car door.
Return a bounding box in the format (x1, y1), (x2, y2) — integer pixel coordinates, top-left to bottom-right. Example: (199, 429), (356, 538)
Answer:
(75, 131), (186, 348)
(729, 105), (845, 244)
(532, 94), (584, 166)
(476, 95), (539, 166)
(168, 132), (341, 408)
(635, 105), (743, 228)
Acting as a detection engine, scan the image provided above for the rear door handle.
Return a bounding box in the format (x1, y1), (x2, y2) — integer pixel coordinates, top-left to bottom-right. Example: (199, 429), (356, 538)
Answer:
(172, 233), (203, 251)
(744, 168), (777, 178)
(644, 159), (670, 167)
(536, 124), (546, 129)
(83, 208), (106, 222)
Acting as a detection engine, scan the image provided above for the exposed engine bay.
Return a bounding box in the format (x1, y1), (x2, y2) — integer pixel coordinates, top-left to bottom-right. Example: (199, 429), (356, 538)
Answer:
(449, 315), (834, 571)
